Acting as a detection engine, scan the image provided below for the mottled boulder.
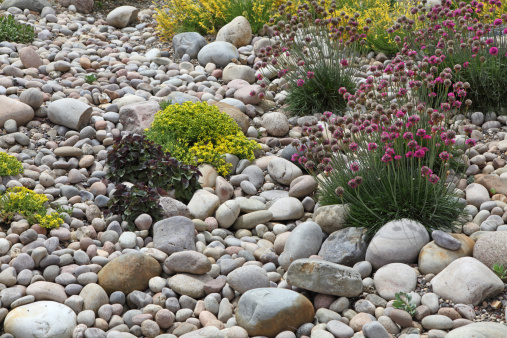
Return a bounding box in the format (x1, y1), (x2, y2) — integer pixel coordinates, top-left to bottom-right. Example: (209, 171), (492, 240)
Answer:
(0, 96), (34, 128)
(235, 288), (315, 337)
(98, 252), (162, 294)
(119, 100), (159, 134)
(318, 227), (368, 266)
(173, 32), (207, 59)
(286, 259), (363, 297)
(152, 216), (196, 255)
(106, 6), (139, 28)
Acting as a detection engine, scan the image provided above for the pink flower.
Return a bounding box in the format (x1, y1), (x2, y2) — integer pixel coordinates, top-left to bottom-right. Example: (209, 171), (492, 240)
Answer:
(249, 90), (256, 97)
(367, 142), (378, 151)
(416, 129), (427, 137)
(504, 27), (507, 34)
(405, 151), (413, 158)
(439, 151), (450, 161)
(428, 174), (440, 184)
(297, 79), (305, 87)
(495, 19), (503, 26)
(465, 139), (477, 147)
(463, 62), (469, 68)
(490, 47), (499, 56)
(381, 154), (393, 163)
(414, 148), (426, 158)
(307, 71), (315, 79)
(394, 155), (402, 160)
(350, 162), (360, 172)
(340, 59), (349, 67)
(421, 166), (433, 177)
(348, 179), (358, 189)
(338, 87), (347, 95)
(349, 142), (358, 152)
(403, 132), (414, 140)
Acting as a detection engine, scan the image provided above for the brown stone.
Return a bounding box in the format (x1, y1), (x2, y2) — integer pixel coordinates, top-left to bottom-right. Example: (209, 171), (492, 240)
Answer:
(0, 96), (34, 128)
(418, 234), (475, 275)
(97, 252), (161, 294)
(235, 288), (315, 338)
(19, 47), (43, 69)
(475, 174), (507, 195)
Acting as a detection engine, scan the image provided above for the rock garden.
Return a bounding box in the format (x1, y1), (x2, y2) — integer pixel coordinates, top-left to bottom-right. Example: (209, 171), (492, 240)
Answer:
(1, 0), (507, 337)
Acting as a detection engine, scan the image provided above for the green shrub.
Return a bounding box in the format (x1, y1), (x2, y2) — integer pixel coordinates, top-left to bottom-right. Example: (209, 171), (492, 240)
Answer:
(106, 134), (201, 203)
(105, 184), (162, 230)
(145, 102), (260, 176)
(0, 152), (23, 177)
(0, 15), (35, 44)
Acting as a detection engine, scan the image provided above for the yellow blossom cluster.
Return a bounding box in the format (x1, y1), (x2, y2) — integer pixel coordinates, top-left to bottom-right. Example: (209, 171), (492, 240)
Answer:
(36, 212), (64, 229)
(0, 187), (63, 228)
(145, 102), (260, 176)
(0, 152), (23, 177)
(155, 0), (285, 38)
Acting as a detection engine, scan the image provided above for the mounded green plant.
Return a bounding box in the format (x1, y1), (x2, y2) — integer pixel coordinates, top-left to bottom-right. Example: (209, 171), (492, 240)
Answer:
(106, 134), (201, 203)
(145, 102), (260, 176)
(0, 15), (35, 44)
(105, 184), (162, 230)
(0, 152), (23, 177)
(256, 0), (369, 116)
(0, 187), (63, 228)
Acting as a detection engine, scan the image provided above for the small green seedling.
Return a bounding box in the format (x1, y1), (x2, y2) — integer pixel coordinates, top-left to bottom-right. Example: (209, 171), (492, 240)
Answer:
(493, 263), (507, 280)
(85, 74), (97, 84)
(392, 292), (417, 317)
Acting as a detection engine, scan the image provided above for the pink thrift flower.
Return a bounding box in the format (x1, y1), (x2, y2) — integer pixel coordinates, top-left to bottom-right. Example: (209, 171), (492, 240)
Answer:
(490, 47), (499, 56)
(394, 155), (402, 160)
(297, 79), (305, 87)
(429, 174), (440, 184)
(349, 142), (358, 152)
(350, 162), (360, 172)
(463, 61), (469, 68)
(381, 154), (393, 163)
(340, 59), (349, 67)
(348, 179), (358, 189)
(439, 151), (450, 161)
(307, 71), (315, 79)
(367, 142), (378, 151)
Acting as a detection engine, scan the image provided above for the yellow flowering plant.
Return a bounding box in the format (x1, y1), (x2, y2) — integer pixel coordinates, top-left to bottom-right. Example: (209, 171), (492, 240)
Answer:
(145, 102), (260, 175)
(36, 212), (64, 229)
(0, 187), (63, 227)
(155, 0), (285, 38)
(0, 152), (23, 177)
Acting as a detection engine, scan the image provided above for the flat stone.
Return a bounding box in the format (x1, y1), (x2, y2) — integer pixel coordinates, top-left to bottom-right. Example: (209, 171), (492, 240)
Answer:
(164, 251), (211, 275)
(446, 322), (507, 337)
(286, 259), (362, 297)
(0, 96), (34, 128)
(168, 273), (212, 299)
(47, 99), (92, 131)
(418, 234), (474, 275)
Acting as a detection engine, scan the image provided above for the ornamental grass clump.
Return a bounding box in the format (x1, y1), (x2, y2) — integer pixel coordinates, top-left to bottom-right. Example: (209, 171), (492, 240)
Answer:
(390, 0), (507, 111)
(145, 102), (260, 176)
(155, 0), (284, 38)
(292, 46), (472, 235)
(256, 0), (369, 116)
